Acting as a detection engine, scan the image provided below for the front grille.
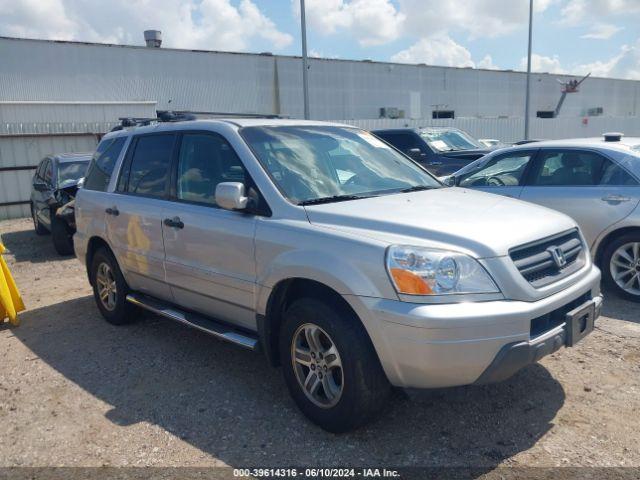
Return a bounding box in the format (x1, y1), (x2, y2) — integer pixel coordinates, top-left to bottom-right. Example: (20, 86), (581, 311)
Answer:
(530, 292), (591, 338)
(510, 229), (585, 288)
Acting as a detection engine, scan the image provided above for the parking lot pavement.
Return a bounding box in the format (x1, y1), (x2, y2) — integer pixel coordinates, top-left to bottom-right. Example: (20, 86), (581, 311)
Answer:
(0, 217), (639, 469)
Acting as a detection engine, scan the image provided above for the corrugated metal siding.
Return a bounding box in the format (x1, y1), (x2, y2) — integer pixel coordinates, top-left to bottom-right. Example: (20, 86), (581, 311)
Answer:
(338, 116), (640, 143)
(1, 37), (638, 120)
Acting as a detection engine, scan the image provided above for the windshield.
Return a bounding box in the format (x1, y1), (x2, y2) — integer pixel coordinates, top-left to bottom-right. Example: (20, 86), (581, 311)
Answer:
(420, 129), (483, 152)
(58, 161), (89, 187)
(241, 126), (441, 205)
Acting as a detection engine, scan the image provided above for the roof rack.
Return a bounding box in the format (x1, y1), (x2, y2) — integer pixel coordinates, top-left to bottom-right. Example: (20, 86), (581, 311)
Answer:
(110, 110), (285, 131)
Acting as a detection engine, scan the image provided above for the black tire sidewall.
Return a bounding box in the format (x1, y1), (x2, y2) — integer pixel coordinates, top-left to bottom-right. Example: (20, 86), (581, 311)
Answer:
(602, 233), (640, 302)
(279, 297), (390, 433)
(51, 217), (74, 255)
(90, 248), (135, 324)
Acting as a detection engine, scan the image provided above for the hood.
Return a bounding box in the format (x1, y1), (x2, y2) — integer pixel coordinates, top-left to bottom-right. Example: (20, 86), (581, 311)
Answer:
(304, 188), (577, 258)
(439, 149), (489, 160)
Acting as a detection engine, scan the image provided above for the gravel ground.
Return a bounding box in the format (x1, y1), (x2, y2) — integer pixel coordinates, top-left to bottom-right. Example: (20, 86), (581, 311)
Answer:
(0, 217), (639, 470)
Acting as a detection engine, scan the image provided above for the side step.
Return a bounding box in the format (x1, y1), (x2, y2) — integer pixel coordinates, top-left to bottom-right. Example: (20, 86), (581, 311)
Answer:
(126, 293), (259, 350)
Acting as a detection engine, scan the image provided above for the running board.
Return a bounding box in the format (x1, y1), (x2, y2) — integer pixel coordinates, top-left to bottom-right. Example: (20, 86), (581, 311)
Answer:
(126, 293), (259, 350)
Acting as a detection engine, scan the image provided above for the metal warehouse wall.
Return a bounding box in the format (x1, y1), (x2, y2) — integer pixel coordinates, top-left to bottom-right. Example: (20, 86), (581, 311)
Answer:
(0, 101), (157, 220)
(1, 36), (639, 120)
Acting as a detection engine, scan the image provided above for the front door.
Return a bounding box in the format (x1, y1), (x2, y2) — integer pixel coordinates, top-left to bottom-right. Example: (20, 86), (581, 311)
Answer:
(162, 132), (257, 330)
(105, 133), (176, 300)
(520, 149), (640, 248)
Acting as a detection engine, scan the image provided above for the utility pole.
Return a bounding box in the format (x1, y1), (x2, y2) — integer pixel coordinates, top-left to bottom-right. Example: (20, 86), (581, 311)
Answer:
(524, 0), (533, 140)
(300, 0), (310, 119)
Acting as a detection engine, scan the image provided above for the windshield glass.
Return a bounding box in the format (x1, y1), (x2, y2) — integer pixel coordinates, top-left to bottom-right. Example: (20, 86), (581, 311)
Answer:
(420, 129), (483, 152)
(58, 161), (89, 187)
(241, 126), (441, 205)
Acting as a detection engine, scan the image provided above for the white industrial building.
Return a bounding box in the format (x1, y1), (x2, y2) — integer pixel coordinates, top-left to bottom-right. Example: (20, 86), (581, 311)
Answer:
(1, 35), (640, 219)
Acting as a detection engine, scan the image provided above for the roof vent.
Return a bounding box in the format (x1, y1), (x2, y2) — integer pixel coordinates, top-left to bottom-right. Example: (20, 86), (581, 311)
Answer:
(603, 132), (623, 142)
(144, 30), (162, 48)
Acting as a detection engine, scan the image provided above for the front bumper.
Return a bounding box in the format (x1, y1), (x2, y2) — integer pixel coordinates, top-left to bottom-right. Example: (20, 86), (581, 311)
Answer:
(349, 264), (602, 389)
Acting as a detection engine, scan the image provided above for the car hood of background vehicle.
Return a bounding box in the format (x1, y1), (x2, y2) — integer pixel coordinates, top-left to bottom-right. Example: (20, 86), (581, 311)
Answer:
(439, 149), (489, 160)
(304, 187), (577, 258)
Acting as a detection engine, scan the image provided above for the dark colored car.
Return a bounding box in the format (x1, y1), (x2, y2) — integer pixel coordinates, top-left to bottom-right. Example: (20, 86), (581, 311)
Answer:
(372, 127), (490, 177)
(30, 153), (91, 255)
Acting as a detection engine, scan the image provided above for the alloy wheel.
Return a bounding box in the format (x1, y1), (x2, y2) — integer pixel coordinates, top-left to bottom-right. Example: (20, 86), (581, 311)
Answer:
(610, 242), (640, 297)
(291, 323), (344, 408)
(96, 262), (118, 311)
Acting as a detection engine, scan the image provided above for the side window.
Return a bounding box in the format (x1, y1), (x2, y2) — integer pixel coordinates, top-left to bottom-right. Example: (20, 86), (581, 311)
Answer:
(532, 150), (607, 186)
(125, 134), (175, 197)
(600, 161), (639, 186)
(379, 133), (424, 155)
(35, 159), (46, 179)
(176, 133), (246, 206)
(459, 152), (532, 187)
(84, 137), (127, 192)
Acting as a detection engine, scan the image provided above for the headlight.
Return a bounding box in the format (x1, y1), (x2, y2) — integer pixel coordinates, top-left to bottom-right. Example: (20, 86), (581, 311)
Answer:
(386, 245), (499, 295)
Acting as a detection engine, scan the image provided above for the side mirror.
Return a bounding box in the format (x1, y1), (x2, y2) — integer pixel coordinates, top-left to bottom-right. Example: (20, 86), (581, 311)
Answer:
(443, 176), (456, 187)
(33, 181), (49, 192)
(406, 148), (424, 160)
(77, 177), (85, 189)
(215, 182), (248, 211)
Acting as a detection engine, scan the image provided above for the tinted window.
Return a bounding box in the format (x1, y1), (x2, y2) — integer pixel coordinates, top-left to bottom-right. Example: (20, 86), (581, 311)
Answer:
(84, 137), (126, 192)
(376, 133), (424, 154)
(459, 152), (532, 187)
(43, 159), (53, 184)
(532, 150), (608, 186)
(35, 159), (47, 180)
(600, 161), (639, 186)
(176, 133), (246, 206)
(125, 135), (175, 197)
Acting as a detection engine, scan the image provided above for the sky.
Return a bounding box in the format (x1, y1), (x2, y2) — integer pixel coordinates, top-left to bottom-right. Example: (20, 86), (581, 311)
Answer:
(1, 0), (639, 80)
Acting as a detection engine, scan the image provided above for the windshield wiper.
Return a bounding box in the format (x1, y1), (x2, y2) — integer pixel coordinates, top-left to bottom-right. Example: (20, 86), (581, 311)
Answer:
(299, 194), (372, 206)
(399, 185), (437, 193)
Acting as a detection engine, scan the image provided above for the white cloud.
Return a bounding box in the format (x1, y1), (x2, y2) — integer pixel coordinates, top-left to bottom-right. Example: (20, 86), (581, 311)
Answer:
(0, 0), (293, 51)
(518, 41), (640, 80)
(520, 54), (567, 74)
(561, 0), (640, 26)
(297, 0), (405, 46)
(399, 0), (555, 40)
(580, 23), (623, 39)
(391, 35), (475, 68)
(477, 55), (500, 70)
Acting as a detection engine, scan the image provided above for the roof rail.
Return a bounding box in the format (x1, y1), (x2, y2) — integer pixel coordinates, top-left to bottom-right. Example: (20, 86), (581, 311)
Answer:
(160, 110), (285, 119)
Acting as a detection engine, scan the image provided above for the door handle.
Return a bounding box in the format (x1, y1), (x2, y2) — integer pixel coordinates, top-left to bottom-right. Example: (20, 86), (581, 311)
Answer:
(602, 195), (630, 203)
(164, 217), (184, 229)
(105, 207), (119, 216)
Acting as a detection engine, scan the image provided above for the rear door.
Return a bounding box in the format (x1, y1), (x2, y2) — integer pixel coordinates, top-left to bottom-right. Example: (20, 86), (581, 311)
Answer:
(162, 131), (258, 330)
(519, 148), (640, 247)
(33, 158), (54, 228)
(457, 150), (537, 198)
(106, 133), (176, 300)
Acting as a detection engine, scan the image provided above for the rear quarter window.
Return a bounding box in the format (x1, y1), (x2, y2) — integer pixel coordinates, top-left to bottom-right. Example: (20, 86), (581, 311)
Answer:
(84, 137), (127, 192)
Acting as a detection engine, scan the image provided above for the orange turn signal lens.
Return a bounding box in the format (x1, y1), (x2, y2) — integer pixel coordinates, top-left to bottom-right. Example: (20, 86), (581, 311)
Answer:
(390, 268), (432, 295)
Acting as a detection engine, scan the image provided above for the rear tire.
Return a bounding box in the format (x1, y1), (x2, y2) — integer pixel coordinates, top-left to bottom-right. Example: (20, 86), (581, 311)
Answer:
(90, 247), (137, 324)
(279, 297), (391, 433)
(602, 232), (640, 302)
(51, 217), (74, 256)
(31, 204), (48, 236)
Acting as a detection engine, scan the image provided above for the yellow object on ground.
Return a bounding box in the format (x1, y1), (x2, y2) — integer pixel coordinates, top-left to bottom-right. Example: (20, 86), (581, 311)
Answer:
(0, 242), (25, 326)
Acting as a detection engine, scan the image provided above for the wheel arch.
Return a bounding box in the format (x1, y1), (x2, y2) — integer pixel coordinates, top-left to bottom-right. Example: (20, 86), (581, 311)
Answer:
(594, 226), (640, 268)
(85, 236), (116, 285)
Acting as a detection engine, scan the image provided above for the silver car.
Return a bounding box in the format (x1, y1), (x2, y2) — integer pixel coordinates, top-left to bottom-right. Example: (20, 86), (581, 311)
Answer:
(74, 117), (601, 432)
(447, 134), (640, 302)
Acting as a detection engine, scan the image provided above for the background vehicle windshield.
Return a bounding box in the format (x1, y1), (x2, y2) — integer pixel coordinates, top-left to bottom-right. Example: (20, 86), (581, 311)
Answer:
(421, 129), (483, 152)
(58, 161), (89, 187)
(241, 126), (440, 204)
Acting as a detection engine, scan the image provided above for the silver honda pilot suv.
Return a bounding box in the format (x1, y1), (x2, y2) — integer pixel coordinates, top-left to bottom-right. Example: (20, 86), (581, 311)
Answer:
(75, 117), (602, 432)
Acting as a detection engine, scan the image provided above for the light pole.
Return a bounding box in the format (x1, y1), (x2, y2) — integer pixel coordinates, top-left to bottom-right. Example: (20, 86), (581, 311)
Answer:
(300, 0), (310, 119)
(524, 0), (533, 140)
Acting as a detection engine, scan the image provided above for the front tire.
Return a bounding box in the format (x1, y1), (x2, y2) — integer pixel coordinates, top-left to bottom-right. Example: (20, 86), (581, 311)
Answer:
(90, 247), (137, 324)
(51, 217), (74, 256)
(279, 297), (391, 432)
(602, 233), (640, 302)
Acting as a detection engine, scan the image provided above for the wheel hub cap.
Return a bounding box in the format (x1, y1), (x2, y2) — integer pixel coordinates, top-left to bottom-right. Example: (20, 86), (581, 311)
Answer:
(291, 323), (344, 408)
(96, 262), (118, 311)
(610, 242), (640, 297)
